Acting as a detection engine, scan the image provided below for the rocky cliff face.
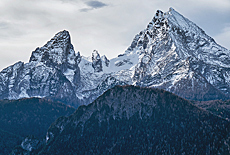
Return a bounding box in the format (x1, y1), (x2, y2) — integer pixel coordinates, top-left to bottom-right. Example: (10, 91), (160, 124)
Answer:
(0, 30), (81, 107)
(30, 30), (81, 86)
(0, 8), (230, 106)
(23, 86), (230, 154)
(92, 50), (103, 72)
(126, 8), (230, 100)
(76, 7), (230, 104)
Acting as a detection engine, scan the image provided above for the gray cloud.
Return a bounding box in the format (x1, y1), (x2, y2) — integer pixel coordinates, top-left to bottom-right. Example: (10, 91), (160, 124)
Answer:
(80, 8), (93, 12)
(0, 21), (9, 29)
(80, 0), (108, 12)
(86, 1), (107, 9)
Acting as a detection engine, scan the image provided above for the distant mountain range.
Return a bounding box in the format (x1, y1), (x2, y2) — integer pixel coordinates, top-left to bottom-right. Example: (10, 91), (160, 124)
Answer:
(12, 86), (230, 154)
(2, 8), (230, 154)
(0, 8), (230, 108)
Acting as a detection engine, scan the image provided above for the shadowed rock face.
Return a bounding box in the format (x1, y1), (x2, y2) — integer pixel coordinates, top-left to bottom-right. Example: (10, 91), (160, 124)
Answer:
(92, 50), (103, 72)
(23, 86), (230, 154)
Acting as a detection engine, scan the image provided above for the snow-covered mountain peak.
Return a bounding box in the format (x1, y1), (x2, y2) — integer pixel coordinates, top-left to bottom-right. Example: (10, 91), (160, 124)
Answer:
(75, 8), (230, 104)
(92, 50), (101, 62)
(150, 9), (170, 33)
(44, 30), (71, 48)
(29, 30), (78, 68)
(0, 30), (82, 106)
(167, 8), (202, 33)
(0, 8), (230, 107)
(122, 8), (230, 100)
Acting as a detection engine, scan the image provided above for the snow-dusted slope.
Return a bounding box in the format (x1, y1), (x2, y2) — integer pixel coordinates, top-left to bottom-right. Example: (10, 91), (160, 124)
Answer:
(125, 8), (230, 100)
(0, 30), (80, 107)
(0, 8), (230, 107)
(77, 8), (230, 103)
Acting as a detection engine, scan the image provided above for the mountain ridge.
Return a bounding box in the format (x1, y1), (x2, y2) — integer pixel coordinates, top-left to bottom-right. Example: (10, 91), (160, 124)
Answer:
(0, 8), (230, 107)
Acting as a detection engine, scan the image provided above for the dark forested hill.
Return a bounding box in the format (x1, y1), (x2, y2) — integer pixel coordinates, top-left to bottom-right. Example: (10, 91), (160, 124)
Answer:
(0, 128), (22, 155)
(192, 100), (230, 120)
(0, 97), (75, 138)
(22, 86), (230, 154)
(0, 97), (75, 154)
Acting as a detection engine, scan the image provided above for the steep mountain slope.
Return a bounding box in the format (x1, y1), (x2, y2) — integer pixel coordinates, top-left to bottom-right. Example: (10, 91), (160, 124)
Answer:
(23, 86), (230, 154)
(0, 30), (81, 107)
(0, 97), (75, 139)
(0, 8), (230, 106)
(78, 8), (230, 103)
(127, 8), (230, 100)
(70, 7), (230, 104)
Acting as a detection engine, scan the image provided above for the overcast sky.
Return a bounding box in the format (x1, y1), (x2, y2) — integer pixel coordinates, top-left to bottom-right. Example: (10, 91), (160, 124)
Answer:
(0, 0), (229, 70)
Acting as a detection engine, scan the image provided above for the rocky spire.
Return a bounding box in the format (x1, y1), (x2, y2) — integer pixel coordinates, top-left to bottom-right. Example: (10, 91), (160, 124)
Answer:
(101, 55), (110, 67)
(92, 50), (103, 72)
(76, 51), (81, 64)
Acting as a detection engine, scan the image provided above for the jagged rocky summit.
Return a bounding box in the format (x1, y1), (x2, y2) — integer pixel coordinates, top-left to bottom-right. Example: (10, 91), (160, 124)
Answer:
(0, 30), (81, 107)
(14, 86), (230, 154)
(127, 8), (230, 101)
(0, 8), (230, 107)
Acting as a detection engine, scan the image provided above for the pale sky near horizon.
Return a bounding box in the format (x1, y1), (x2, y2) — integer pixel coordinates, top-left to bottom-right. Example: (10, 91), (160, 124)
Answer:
(0, 0), (229, 70)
